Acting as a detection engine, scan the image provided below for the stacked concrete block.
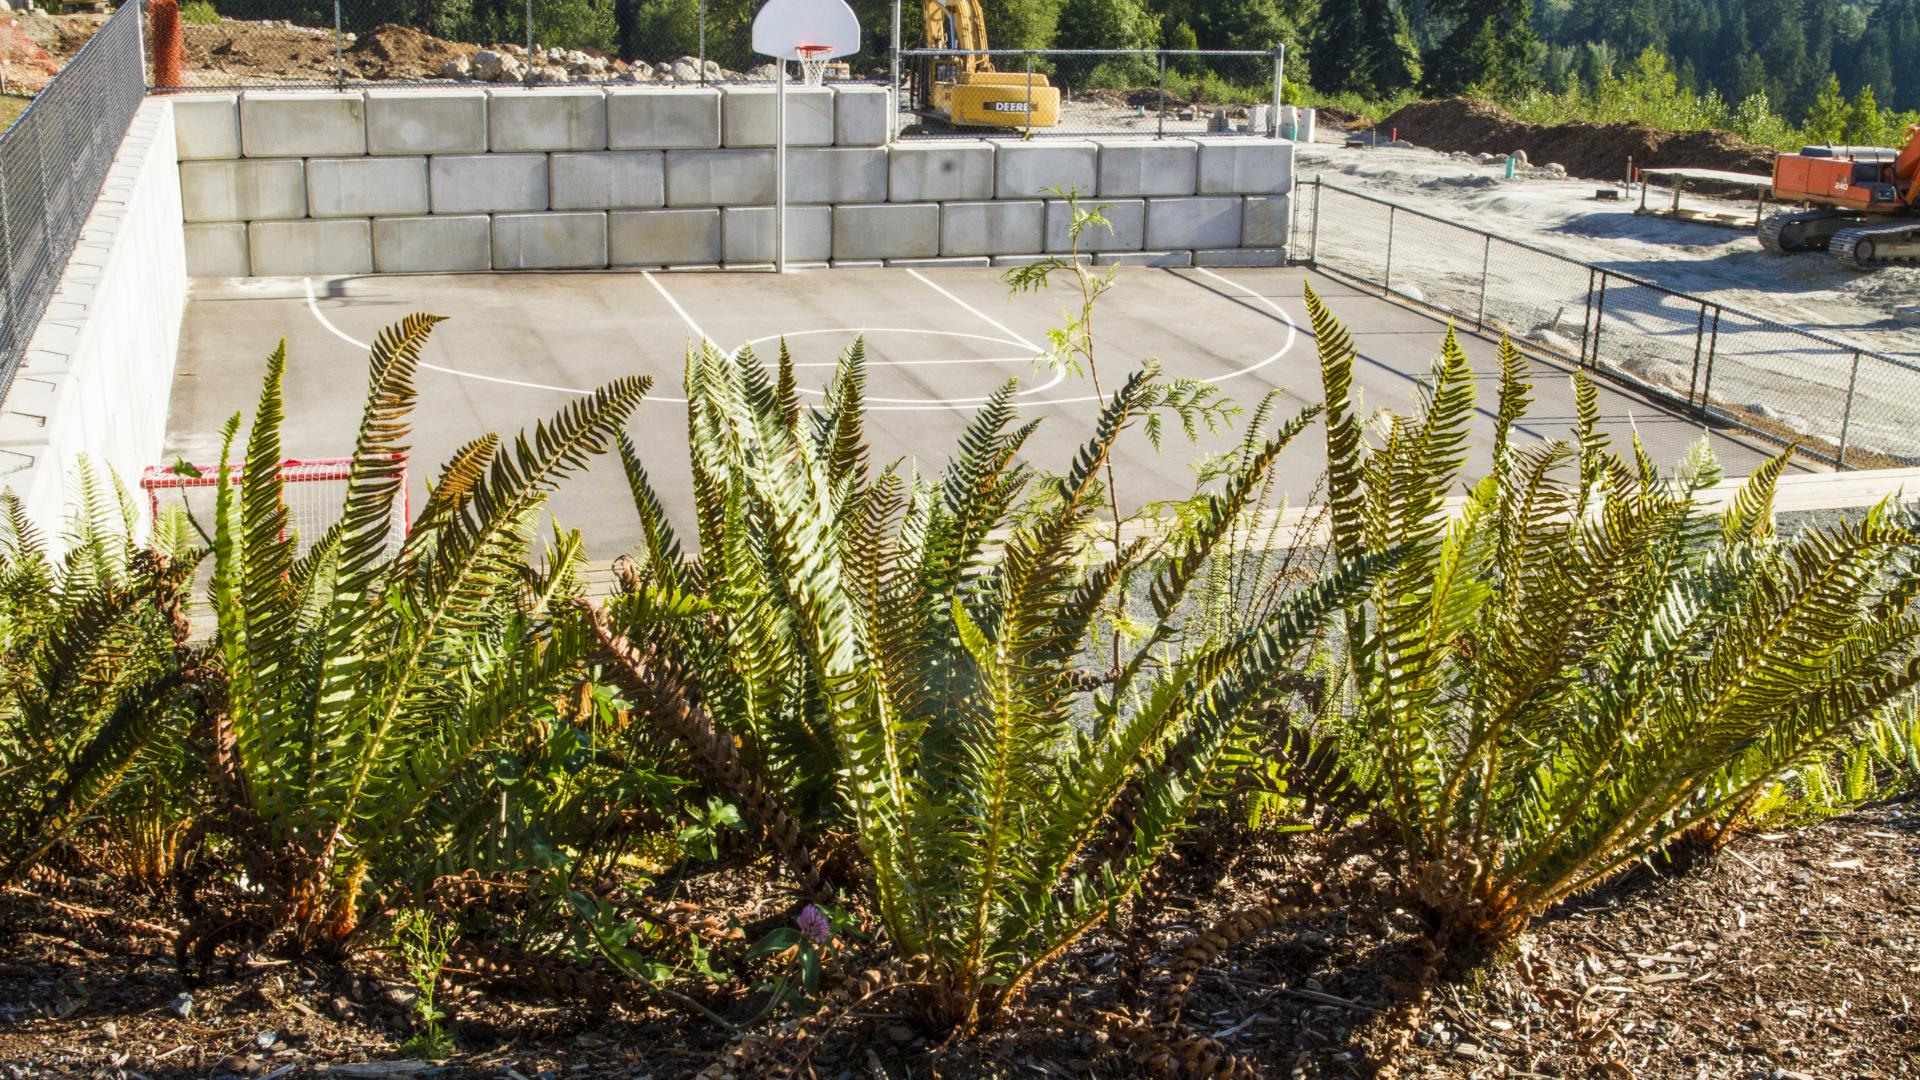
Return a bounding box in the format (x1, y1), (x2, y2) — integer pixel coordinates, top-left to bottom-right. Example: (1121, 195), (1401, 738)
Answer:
(374, 216), (493, 273)
(306, 157), (429, 218)
(608, 87), (721, 149)
(787, 148), (888, 204)
(722, 206), (833, 265)
(1145, 197), (1243, 251)
(366, 90), (488, 155)
(176, 88), (1301, 277)
(173, 95), (240, 160)
(1192, 138), (1292, 195)
(488, 88), (609, 152)
(665, 149), (775, 206)
(1045, 199), (1144, 253)
(834, 85), (891, 147)
(889, 141), (995, 202)
(610, 209), (721, 267)
(1095, 141), (1197, 197)
(180, 159), (306, 222)
(996, 141), (1097, 199)
(430, 154), (549, 213)
(722, 86), (835, 147)
(1240, 194), (1291, 248)
(833, 204), (939, 261)
(249, 219), (372, 276)
(941, 201), (1043, 257)
(550, 152), (666, 210)
(494, 211), (608, 270)
(240, 93), (366, 157)
(184, 223), (249, 277)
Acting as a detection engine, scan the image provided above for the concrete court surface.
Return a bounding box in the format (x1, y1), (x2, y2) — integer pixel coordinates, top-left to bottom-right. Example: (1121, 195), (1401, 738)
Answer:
(168, 265), (1798, 556)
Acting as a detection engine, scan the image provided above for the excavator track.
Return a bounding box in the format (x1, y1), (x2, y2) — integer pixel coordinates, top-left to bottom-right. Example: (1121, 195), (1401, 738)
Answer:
(1757, 210), (1844, 254)
(1830, 220), (1920, 270)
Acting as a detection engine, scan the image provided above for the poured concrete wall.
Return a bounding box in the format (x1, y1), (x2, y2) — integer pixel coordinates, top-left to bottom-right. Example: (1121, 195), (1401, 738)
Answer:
(175, 88), (1297, 273)
(0, 100), (187, 540)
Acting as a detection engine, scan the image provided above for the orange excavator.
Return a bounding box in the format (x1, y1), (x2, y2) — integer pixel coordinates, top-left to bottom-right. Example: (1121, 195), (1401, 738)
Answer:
(1758, 123), (1920, 270)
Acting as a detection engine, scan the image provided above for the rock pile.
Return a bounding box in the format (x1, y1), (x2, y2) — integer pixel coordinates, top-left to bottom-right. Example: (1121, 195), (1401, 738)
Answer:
(441, 45), (736, 84)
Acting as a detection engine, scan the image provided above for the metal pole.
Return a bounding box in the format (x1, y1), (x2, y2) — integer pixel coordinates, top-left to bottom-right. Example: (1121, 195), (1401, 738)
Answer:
(1837, 350), (1862, 468)
(889, 0), (901, 141)
(526, 0), (535, 67)
(699, 0), (708, 87)
(135, 0), (147, 91)
(1271, 44), (1284, 137)
(1580, 267), (1596, 363)
(1024, 52), (1033, 138)
(1589, 275), (1608, 369)
(1156, 51), (1166, 140)
(1688, 304), (1708, 408)
(1383, 205), (1394, 296)
(1308, 179), (1321, 265)
(1475, 234), (1490, 330)
(334, 1), (345, 92)
(776, 56), (787, 273)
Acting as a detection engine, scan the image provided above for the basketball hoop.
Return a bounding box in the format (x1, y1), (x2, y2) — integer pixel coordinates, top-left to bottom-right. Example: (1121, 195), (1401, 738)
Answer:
(795, 42), (832, 86)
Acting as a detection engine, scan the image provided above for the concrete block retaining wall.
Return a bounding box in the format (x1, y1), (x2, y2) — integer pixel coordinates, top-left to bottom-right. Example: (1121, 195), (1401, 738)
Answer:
(0, 99), (186, 541)
(176, 88), (1295, 275)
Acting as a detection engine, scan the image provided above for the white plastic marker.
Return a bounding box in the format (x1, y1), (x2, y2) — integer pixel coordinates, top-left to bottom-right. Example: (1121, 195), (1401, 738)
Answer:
(751, 0), (860, 273)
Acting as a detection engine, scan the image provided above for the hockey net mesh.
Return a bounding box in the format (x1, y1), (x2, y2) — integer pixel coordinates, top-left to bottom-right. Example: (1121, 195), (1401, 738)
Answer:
(140, 455), (410, 557)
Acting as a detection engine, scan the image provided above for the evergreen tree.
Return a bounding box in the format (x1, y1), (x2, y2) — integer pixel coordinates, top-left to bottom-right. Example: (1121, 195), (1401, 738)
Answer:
(1804, 73), (1848, 144)
(1309, 0), (1419, 97)
(1421, 0), (1537, 96)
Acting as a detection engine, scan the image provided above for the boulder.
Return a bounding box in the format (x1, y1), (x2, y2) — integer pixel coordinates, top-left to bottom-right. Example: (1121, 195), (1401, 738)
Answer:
(470, 49), (508, 81)
(439, 54), (472, 79)
(627, 61), (654, 81)
(703, 59), (723, 81)
(673, 59), (701, 82)
(529, 65), (569, 84)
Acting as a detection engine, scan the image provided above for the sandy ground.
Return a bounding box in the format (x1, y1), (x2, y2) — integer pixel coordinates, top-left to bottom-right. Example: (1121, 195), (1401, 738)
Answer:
(1296, 134), (1920, 356)
(1296, 130), (1920, 462)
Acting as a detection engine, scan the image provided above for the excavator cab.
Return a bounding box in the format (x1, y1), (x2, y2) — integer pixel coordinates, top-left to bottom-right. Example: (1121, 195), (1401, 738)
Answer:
(915, 0), (1060, 130)
(1759, 125), (1919, 269)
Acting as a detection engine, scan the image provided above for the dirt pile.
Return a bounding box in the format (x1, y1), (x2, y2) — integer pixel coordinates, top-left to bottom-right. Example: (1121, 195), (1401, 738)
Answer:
(345, 23), (478, 81)
(1382, 97), (1778, 182)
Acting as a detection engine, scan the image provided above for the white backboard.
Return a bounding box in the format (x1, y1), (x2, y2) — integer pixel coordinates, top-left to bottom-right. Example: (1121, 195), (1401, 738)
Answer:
(751, 0), (861, 61)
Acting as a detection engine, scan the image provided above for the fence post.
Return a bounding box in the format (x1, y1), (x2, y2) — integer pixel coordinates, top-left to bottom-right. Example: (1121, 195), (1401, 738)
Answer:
(334, 0), (345, 91)
(1383, 205), (1395, 297)
(1837, 349), (1862, 469)
(1271, 44), (1283, 137)
(1589, 275), (1608, 370)
(1024, 52), (1034, 138)
(889, 0), (901, 140)
(1688, 305), (1708, 410)
(1474, 233), (1490, 331)
(1156, 52), (1166, 140)
(526, 0), (535, 72)
(1308, 179), (1321, 266)
(700, 0), (709, 87)
(1579, 267), (1596, 363)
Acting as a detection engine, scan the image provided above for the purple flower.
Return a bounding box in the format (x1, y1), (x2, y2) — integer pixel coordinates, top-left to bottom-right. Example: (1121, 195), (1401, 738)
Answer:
(796, 904), (831, 945)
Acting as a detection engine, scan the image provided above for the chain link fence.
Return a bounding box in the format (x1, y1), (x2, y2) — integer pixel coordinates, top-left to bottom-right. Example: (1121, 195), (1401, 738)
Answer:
(0, 0), (148, 402)
(163, 0), (893, 87)
(1299, 179), (1920, 470)
(893, 47), (1282, 140)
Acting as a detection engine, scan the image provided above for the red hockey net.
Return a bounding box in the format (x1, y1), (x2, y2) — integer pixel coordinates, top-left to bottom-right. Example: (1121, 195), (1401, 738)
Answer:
(140, 455), (411, 556)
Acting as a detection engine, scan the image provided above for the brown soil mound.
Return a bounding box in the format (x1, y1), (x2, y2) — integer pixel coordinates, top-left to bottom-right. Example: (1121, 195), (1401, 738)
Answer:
(1383, 97), (1777, 182)
(1314, 103), (1374, 131)
(345, 23), (478, 81)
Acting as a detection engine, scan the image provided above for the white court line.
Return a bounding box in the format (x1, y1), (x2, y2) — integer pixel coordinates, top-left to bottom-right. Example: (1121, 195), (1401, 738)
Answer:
(643, 270), (716, 347)
(908, 268), (1045, 353)
(304, 277), (614, 397)
(300, 266), (1297, 412)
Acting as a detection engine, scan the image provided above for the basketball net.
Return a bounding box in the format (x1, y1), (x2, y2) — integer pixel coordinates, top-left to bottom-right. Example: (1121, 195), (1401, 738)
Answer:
(795, 43), (831, 86)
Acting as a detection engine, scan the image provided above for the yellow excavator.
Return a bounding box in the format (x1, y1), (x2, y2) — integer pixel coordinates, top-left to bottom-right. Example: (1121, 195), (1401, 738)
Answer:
(917, 0), (1060, 130)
